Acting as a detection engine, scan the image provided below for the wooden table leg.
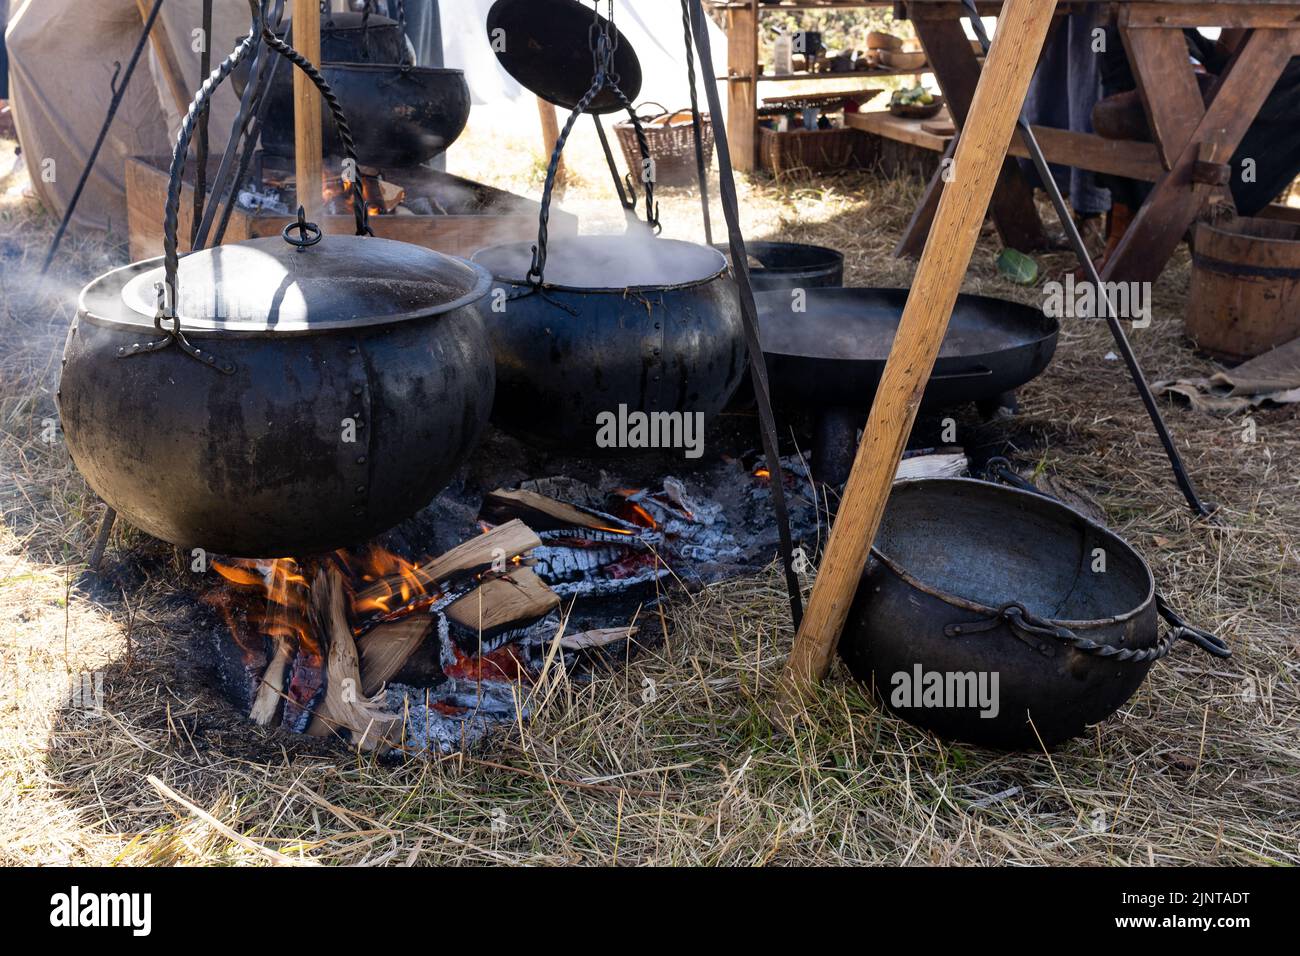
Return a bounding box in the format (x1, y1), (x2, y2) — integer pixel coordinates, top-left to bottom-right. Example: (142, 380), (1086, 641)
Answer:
(898, 12), (1049, 253)
(1101, 27), (1297, 283)
(1120, 25), (1207, 168)
(894, 136), (955, 258)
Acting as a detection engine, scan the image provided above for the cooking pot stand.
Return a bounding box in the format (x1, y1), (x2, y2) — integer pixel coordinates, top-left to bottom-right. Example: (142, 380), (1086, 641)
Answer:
(138, 0), (374, 375)
(971, 459), (1232, 660)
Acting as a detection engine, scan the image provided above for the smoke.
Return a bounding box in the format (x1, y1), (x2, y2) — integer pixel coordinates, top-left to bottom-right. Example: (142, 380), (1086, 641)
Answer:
(473, 233), (725, 289)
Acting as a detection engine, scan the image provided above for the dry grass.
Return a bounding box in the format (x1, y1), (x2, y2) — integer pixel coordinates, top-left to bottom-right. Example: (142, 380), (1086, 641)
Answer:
(1, 114), (1297, 866)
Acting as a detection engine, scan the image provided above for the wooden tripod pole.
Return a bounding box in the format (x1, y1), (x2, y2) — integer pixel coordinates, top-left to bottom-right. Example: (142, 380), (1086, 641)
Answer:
(293, 0), (324, 220)
(777, 0), (1057, 708)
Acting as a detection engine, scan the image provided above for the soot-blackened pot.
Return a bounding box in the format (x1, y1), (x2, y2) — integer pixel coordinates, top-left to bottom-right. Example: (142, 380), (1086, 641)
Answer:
(839, 478), (1230, 748)
(60, 233), (495, 557)
(470, 235), (746, 452)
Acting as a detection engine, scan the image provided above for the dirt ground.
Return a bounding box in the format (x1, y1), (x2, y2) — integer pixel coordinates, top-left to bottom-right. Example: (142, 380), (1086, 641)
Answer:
(1, 110), (1297, 866)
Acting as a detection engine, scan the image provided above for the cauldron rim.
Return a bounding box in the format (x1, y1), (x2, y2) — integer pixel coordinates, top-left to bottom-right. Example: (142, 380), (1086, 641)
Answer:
(872, 478), (1156, 632)
(79, 249), (493, 335)
(716, 239), (845, 276)
(472, 236), (728, 294)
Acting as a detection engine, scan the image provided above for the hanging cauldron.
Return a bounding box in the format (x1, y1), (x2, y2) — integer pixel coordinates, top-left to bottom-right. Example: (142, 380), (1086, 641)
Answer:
(471, 7), (742, 452)
(231, 10), (411, 93)
(471, 236), (745, 451)
(231, 9), (468, 168)
(257, 63), (471, 168)
(839, 476), (1230, 749)
(57, 17), (495, 557)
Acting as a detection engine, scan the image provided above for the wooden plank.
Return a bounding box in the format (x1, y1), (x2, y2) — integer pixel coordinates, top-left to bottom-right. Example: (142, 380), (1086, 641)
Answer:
(293, 0), (324, 220)
(846, 110), (952, 151)
(1122, 3), (1300, 29)
(1102, 27), (1297, 283)
(778, 0), (1057, 705)
(725, 2), (760, 172)
(1007, 126), (1164, 181)
(1118, 19), (1207, 168)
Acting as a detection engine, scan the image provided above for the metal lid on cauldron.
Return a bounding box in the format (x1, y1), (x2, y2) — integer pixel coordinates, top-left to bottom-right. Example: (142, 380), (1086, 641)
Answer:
(486, 0), (643, 115)
(472, 236), (727, 293)
(108, 234), (492, 334)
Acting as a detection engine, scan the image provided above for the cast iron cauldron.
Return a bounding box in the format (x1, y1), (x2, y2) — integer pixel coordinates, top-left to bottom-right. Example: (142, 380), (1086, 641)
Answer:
(715, 241), (844, 292)
(257, 64), (471, 167)
(232, 10), (410, 95)
(839, 477), (1230, 748)
(58, 15), (495, 558)
(61, 233), (495, 557)
(471, 236), (746, 451)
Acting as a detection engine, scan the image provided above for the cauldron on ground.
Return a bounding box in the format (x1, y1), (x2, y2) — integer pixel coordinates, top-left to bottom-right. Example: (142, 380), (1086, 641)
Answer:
(839, 477), (1230, 748)
(471, 235), (746, 452)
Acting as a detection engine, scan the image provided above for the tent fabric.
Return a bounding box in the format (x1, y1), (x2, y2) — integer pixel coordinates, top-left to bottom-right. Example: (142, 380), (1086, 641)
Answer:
(7, 0), (727, 235)
(7, 0), (172, 235)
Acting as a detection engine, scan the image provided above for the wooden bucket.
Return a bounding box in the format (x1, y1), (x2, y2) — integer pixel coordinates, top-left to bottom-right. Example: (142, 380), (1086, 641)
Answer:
(1188, 216), (1300, 361)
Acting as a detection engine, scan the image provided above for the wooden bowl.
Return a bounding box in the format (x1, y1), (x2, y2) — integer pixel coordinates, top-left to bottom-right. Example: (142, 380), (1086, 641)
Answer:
(890, 96), (944, 119)
(867, 31), (904, 51)
(880, 50), (928, 71)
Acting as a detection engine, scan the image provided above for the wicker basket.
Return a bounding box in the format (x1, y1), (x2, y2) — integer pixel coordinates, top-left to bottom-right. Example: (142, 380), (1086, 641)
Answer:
(759, 125), (872, 175)
(615, 102), (715, 188)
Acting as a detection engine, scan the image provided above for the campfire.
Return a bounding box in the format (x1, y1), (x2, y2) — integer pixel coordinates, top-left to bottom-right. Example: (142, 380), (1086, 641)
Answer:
(201, 463), (812, 754)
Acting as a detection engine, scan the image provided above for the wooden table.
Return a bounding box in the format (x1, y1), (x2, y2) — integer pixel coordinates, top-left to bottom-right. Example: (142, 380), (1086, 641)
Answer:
(894, 0), (1300, 282)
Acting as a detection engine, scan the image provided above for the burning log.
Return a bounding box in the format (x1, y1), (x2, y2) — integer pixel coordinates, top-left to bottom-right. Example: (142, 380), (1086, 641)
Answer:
(352, 519), (541, 613)
(305, 566), (405, 750)
(356, 565), (558, 696)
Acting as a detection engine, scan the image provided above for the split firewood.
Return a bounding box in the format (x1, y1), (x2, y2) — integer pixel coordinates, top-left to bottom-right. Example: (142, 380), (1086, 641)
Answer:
(352, 519), (541, 609)
(481, 488), (635, 534)
(305, 567), (404, 750)
(250, 637), (293, 726)
(445, 565), (559, 634)
(357, 616), (433, 698)
(558, 626), (639, 651)
(356, 568), (558, 696)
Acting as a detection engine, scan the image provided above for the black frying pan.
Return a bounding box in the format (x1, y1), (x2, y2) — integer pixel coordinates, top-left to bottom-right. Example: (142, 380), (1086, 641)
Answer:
(487, 0), (643, 115)
(756, 287), (1058, 481)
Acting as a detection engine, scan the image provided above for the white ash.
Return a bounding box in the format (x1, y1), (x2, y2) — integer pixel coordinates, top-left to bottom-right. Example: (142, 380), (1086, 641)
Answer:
(385, 679), (526, 755)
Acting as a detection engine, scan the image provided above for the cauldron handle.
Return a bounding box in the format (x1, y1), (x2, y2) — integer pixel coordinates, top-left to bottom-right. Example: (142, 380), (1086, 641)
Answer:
(985, 458), (1233, 660)
(527, 12), (659, 288)
(159, 1), (372, 336)
(1156, 597), (1233, 658)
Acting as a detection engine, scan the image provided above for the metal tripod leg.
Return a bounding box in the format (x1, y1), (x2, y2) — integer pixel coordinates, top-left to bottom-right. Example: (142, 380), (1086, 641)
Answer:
(89, 507), (117, 572)
(963, 1), (1211, 516)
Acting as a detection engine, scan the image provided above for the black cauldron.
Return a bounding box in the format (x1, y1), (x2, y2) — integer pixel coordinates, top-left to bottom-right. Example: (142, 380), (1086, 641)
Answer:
(61, 235), (495, 557)
(58, 20), (494, 557)
(471, 236), (746, 452)
(716, 240), (844, 292)
(839, 478), (1230, 748)
(257, 63), (470, 167)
